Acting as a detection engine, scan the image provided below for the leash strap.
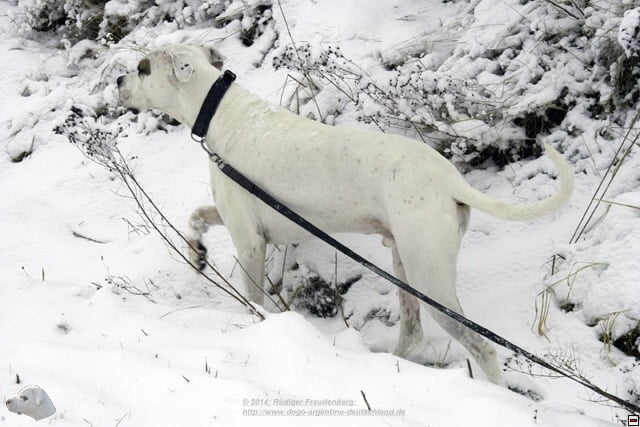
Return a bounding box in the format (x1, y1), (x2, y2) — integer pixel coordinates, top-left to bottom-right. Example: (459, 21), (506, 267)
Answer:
(190, 73), (640, 414)
(211, 154), (640, 414)
(191, 70), (236, 140)
(219, 155), (637, 406)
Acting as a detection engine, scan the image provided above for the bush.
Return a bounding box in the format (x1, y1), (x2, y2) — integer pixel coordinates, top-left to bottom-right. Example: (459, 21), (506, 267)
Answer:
(273, 2), (640, 167)
(294, 276), (340, 318)
(16, 0), (273, 46)
(17, 0), (104, 42)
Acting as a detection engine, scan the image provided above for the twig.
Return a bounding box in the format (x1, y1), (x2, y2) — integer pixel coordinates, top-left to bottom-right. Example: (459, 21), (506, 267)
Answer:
(541, 0), (583, 20)
(333, 251), (350, 328)
(71, 230), (108, 244)
(159, 305), (206, 320)
(597, 198), (640, 211)
(232, 255), (285, 310)
(360, 390), (371, 411)
(275, 0), (324, 121)
(570, 111), (640, 243)
(114, 412), (129, 427)
(56, 112), (265, 320)
(119, 168), (263, 318)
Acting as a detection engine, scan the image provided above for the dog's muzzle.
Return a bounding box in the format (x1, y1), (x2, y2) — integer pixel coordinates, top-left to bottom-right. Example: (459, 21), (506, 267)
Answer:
(116, 75), (140, 114)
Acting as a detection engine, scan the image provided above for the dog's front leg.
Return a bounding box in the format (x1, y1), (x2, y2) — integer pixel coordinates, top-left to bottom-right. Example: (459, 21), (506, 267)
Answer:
(187, 205), (224, 270)
(232, 236), (267, 306)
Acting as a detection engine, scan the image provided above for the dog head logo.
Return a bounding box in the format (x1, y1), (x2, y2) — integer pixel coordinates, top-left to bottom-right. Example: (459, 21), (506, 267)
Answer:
(5, 385), (56, 421)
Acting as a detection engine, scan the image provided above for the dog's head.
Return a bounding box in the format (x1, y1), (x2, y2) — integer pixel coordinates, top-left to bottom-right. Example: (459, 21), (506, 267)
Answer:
(117, 44), (224, 113)
(5, 386), (56, 421)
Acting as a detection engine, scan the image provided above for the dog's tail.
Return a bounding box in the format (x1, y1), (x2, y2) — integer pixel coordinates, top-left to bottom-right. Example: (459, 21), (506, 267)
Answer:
(452, 144), (574, 221)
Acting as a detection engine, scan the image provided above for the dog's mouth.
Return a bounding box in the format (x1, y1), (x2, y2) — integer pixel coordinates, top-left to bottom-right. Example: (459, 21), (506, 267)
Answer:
(116, 83), (141, 114)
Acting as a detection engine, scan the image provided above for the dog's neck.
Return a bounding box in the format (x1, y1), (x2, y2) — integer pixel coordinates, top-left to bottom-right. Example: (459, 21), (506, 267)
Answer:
(168, 66), (252, 154)
(167, 67), (222, 128)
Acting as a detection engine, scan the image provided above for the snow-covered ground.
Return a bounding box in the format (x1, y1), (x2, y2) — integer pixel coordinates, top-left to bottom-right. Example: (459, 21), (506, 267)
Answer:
(2, 0), (639, 425)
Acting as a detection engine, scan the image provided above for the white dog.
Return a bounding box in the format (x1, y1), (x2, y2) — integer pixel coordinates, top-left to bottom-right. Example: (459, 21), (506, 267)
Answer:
(118, 44), (573, 384)
(5, 385), (56, 421)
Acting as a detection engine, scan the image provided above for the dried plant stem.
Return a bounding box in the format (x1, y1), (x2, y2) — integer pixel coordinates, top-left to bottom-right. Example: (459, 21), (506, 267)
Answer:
(570, 111), (640, 243)
(115, 162), (264, 319)
(57, 112), (264, 320)
(275, 0), (324, 121)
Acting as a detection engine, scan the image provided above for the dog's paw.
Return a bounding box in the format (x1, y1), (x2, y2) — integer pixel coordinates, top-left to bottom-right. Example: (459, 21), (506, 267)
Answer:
(394, 338), (457, 367)
(505, 373), (545, 401)
(188, 239), (208, 271)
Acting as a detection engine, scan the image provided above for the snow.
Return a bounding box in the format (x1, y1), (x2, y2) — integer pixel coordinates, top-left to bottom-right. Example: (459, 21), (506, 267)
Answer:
(619, 8), (640, 58)
(1, 0), (640, 426)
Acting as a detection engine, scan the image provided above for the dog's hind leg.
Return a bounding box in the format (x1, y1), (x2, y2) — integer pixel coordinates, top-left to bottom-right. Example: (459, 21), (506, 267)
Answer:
(391, 245), (427, 361)
(391, 209), (504, 384)
(426, 303), (504, 384)
(187, 205), (224, 270)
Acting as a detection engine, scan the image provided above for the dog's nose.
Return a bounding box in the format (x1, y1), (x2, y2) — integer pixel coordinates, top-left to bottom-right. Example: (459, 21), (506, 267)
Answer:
(117, 75), (125, 87)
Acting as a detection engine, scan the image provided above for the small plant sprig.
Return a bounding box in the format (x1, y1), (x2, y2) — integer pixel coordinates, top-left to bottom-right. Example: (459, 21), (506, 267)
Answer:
(55, 109), (265, 320)
(272, 41), (512, 164)
(54, 107), (124, 172)
(505, 349), (640, 413)
(506, 348), (586, 381)
(533, 261), (609, 337)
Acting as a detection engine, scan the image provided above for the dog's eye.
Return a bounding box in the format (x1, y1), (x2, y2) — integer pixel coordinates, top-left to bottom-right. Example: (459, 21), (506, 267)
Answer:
(20, 396), (28, 401)
(137, 59), (151, 76)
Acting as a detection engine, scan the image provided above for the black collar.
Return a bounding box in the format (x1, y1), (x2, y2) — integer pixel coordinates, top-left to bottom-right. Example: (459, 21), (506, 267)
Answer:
(191, 70), (236, 140)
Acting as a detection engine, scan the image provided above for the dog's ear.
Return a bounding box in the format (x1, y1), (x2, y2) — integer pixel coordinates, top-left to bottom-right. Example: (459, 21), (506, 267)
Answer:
(31, 389), (43, 405)
(168, 51), (194, 83)
(208, 48), (224, 70)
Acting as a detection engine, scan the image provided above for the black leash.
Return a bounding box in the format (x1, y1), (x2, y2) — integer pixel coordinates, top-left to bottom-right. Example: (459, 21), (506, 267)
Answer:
(191, 71), (640, 415)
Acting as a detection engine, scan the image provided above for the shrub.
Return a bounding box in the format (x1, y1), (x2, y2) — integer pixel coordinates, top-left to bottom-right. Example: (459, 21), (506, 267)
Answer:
(273, 2), (640, 167)
(16, 0), (273, 46)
